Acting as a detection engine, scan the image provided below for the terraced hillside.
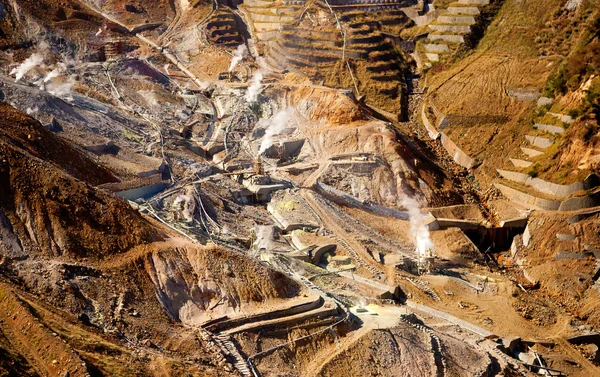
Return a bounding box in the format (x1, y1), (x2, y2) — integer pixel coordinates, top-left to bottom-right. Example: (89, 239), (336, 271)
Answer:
(205, 7), (245, 47)
(416, 0), (503, 67)
(241, 0), (413, 116)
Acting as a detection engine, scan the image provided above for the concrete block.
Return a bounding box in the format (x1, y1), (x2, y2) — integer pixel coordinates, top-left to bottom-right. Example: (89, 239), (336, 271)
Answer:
(523, 269), (539, 285)
(525, 135), (554, 149)
(520, 147), (544, 157)
(509, 158), (532, 168)
(537, 96), (553, 107)
(446, 6), (480, 15)
(428, 34), (465, 43)
(493, 183), (561, 211)
(437, 15), (476, 25)
(425, 53), (440, 61)
(556, 233), (576, 241)
(429, 24), (471, 33)
(423, 43), (449, 53)
(548, 112), (574, 124)
(534, 123), (564, 135)
(523, 224), (531, 247)
(554, 252), (586, 260)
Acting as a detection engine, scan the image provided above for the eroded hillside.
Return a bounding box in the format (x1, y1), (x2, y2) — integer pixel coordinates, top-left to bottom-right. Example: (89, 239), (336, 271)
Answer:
(1, 0), (600, 376)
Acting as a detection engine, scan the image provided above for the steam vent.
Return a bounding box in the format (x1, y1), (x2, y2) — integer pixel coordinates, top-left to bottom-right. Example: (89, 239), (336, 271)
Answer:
(1, 0), (600, 376)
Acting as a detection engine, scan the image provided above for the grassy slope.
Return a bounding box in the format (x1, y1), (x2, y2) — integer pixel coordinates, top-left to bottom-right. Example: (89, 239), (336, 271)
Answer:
(424, 0), (599, 185)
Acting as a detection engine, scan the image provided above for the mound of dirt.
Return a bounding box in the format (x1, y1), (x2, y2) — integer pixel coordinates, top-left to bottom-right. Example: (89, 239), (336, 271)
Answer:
(143, 241), (302, 325)
(0, 103), (163, 259)
(0, 102), (118, 185)
(516, 211), (600, 328)
(317, 324), (491, 377)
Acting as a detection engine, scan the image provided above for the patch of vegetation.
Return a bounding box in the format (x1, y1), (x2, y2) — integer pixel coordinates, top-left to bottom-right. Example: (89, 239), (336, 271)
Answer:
(464, 0), (506, 50)
(122, 129), (143, 144)
(583, 76), (600, 119)
(528, 163), (540, 178)
(543, 7), (600, 98)
(568, 108), (583, 118)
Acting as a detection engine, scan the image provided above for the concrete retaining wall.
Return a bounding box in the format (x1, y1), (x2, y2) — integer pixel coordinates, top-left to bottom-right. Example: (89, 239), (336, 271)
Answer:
(495, 183), (600, 211)
(509, 159), (532, 168)
(429, 24), (471, 33)
(440, 132), (475, 169)
(225, 304), (339, 334)
(423, 43), (449, 53)
(522, 224), (531, 246)
(500, 217), (529, 228)
(525, 135), (553, 149)
(558, 191), (600, 211)
(447, 6), (480, 15)
(267, 206), (318, 232)
(425, 53), (440, 62)
(435, 218), (480, 230)
(428, 34), (465, 43)
(421, 105), (440, 138)
(208, 296), (323, 332)
(534, 123), (564, 135)
(249, 13), (296, 23)
(496, 169), (590, 198)
(437, 15), (476, 24)
(420, 105), (474, 169)
(494, 183), (560, 211)
(312, 244), (336, 264)
(520, 147), (544, 157)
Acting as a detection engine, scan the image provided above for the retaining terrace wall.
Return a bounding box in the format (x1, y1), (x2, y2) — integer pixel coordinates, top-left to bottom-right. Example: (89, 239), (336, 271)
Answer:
(493, 183), (560, 211)
(440, 133), (475, 169)
(493, 184), (600, 211)
(420, 104), (475, 169)
(496, 169), (596, 198)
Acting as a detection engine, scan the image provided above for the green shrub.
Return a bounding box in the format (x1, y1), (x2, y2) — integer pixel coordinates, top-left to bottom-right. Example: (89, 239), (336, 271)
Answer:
(567, 108), (582, 118)
(528, 163), (540, 178)
(544, 67), (567, 96)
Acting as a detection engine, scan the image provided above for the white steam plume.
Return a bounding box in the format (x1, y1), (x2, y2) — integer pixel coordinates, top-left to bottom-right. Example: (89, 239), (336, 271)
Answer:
(245, 57), (269, 103)
(10, 53), (45, 82)
(43, 63), (67, 83)
(254, 225), (275, 251)
(26, 106), (39, 115)
(47, 77), (75, 101)
(43, 69), (61, 83)
(259, 107), (295, 154)
(138, 90), (159, 108)
(228, 45), (246, 72)
(245, 70), (264, 103)
(401, 194), (434, 258)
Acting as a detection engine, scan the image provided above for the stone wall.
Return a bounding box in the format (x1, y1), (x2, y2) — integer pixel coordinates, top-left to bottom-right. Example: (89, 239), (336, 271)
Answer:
(420, 104), (475, 169)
